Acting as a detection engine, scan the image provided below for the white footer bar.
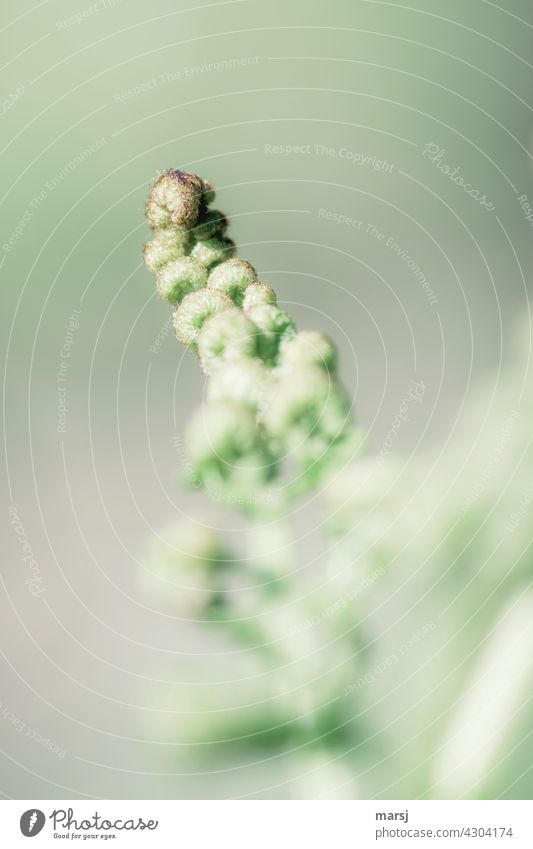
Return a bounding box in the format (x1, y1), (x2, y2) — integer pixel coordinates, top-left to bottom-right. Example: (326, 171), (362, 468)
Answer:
(1, 800), (531, 847)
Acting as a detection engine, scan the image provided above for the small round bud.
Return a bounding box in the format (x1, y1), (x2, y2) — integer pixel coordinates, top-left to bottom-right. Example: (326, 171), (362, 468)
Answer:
(207, 258), (257, 306)
(145, 169), (204, 230)
(187, 401), (273, 490)
(242, 282), (277, 311)
(207, 357), (271, 411)
(263, 366), (348, 442)
(279, 330), (337, 373)
(142, 517), (230, 615)
(155, 256), (208, 304)
(201, 179), (215, 206)
(192, 210), (228, 241)
(173, 289), (233, 349)
(143, 227), (191, 272)
(197, 308), (258, 373)
(191, 237), (235, 268)
(246, 304), (295, 363)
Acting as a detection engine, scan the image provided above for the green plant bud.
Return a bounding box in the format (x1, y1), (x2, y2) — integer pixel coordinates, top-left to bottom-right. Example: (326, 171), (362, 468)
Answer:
(279, 330), (337, 373)
(207, 357), (271, 411)
(143, 227), (192, 272)
(263, 366), (349, 443)
(145, 169), (204, 230)
(201, 178), (215, 205)
(141, 516), (231, 615)
(197, 308), (259, 373)
(191, 237), (235, 268)
(155, 256), (208, 304)
(207, 258), (257, 305)
(246, 303), (296, 363)
(186, 401), (273, 490)
(192, 209), (228, 241)
(173, 289), (233, 349)
(242, 282), (277, 311)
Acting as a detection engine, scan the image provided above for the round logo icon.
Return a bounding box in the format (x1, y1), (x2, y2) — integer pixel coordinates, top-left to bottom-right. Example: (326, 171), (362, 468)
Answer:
(20, 809), (46, 837)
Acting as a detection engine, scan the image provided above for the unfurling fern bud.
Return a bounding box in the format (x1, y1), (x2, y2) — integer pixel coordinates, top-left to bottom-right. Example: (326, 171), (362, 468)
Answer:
(242, 282), (277, 311)
(143, 167), (357, 505)
(143, 227), (192, 272)
(155, 256), (208, 304)
(173, 289), (233, 349)
(197, 308), (258, 373)
(246, 304), (295, 363)
(207, 258), (257, 306)
(279, 330), (337, 373)
(145, 169), (204, 230)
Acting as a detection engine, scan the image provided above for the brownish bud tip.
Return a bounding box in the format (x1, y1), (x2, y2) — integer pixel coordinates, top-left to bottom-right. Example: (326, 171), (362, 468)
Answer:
(145, 169), (204, 230)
